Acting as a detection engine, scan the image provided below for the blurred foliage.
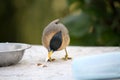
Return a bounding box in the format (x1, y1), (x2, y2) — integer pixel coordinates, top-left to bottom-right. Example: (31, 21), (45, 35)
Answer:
(0, 0), (67, 44)
(62, 0), (120, 46)
(0, 0), (120, 46)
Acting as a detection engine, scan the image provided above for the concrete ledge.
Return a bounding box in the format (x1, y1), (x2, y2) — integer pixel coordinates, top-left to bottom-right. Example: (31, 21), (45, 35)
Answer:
(0, 45), (120, 80)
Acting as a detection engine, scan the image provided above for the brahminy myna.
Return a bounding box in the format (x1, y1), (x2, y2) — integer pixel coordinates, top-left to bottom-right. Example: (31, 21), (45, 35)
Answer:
(42, 19), (71, 62)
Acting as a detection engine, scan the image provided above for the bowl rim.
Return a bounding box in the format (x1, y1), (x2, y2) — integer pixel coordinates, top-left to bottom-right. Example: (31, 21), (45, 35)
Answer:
(0, 42), (31, 53)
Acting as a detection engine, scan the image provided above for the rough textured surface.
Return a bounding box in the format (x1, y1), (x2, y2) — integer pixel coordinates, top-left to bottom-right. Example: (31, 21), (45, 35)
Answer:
(0, 45), (120, 80)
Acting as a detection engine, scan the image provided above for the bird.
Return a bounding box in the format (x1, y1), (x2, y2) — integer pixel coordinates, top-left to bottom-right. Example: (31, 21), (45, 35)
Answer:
(42, 19), (71, 62)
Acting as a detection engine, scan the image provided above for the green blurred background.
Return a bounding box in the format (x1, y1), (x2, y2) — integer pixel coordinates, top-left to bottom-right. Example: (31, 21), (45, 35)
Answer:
(0, 0), (120, 46)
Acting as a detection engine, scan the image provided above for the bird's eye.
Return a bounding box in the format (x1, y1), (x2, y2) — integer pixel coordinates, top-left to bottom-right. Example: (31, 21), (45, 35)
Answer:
(55, 22), (58, 24)
(55, 21), (60, 24)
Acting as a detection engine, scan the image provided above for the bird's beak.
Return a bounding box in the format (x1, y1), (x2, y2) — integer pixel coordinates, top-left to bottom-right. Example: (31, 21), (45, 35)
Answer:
(45, 50), (53, 62)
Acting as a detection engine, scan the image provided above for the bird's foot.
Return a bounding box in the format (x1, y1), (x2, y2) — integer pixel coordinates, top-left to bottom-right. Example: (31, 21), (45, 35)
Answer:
(63, 48), (72, 61)
(48, 58), (56, 62)
(62, 55), (72, 61)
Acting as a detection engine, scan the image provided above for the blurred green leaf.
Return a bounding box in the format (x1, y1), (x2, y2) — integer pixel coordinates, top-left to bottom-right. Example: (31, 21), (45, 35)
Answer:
(67, 0), (81, 6)
(62, 12), (93, 37)
(83, 0), (107, 18)
(63, 0), (120, 46)
(101, 28), (120, 46)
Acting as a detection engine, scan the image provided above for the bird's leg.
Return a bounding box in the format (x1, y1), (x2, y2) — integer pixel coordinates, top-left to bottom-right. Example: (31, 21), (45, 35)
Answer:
(62, 48), (72, 60)
(47, 50), (55, 62)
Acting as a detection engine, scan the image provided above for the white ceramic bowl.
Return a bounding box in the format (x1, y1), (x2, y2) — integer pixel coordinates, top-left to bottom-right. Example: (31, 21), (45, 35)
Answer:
(72, 52), (120, 80)
(0, 43), (31, 67)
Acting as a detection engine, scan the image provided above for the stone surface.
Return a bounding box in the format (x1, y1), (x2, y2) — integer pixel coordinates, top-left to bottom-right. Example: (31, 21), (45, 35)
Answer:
(0, 45), (120, 80)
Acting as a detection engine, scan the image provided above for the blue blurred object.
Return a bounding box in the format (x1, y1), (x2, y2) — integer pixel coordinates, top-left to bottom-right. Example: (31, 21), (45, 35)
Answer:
(72, 52), (120, 80)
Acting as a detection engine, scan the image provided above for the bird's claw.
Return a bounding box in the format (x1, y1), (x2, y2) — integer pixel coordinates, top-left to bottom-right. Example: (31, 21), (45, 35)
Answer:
(48, 58), (56, 62)
(62, 57), (72, 61)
